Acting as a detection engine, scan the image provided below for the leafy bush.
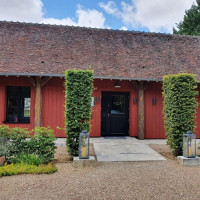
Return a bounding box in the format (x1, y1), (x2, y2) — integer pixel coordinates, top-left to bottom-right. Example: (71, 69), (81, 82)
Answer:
(0, 125), (11, 139)
(3, 126), (56, 164)
(0, 162), (57, 177)
(65, 69), (93, 156)
(0, 144), (7, 157)
(6, 128), (30, 159)
(163, 73), (198, 156)
(0, 125), (10, 157)
(30, 127), (56, 163)
(10, 153), (45, 166)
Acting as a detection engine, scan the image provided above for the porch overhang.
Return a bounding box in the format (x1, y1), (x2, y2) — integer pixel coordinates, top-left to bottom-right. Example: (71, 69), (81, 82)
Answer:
(0, 72), (162, 82)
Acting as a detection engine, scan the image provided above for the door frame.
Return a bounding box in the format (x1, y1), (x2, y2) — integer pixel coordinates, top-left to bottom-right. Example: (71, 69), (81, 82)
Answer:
(101, 91), (129, 137)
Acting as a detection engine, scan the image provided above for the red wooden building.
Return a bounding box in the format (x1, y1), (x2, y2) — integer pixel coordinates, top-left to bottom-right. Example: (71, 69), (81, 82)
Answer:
(0, 21), (200, 139)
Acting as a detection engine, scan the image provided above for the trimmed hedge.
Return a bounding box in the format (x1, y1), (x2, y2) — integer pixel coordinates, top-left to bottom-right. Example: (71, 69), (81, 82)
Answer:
(0, 126), (56, 164)
(163, 73), (198, 156)
(65, 69), (93, 156)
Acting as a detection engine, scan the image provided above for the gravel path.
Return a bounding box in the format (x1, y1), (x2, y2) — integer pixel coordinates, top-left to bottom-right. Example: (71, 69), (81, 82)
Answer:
(1, 145), (200, 200)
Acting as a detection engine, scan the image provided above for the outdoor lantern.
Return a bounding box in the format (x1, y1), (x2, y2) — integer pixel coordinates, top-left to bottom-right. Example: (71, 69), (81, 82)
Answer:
(183, 131), (196, 158)
(114, 81), (121, 88)
(152, 97), (156, 105)
(133, 97), (137, 104)
(96, 96), (100, 103)
(79, 130), (89, 159)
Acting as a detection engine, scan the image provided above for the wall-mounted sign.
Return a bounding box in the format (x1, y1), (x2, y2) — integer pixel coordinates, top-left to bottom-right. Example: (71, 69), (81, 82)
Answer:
(91, 97), (95, 107)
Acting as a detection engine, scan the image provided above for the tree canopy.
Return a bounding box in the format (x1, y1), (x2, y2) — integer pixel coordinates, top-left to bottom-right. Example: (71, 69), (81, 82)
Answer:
(173, 0), (200, 36)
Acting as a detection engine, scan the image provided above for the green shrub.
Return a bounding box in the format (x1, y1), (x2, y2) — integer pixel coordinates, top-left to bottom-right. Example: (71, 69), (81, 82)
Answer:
(163, 73), (198, 156)
(5, 126), (56, 164)
(30, 127), (56, 163)
(0, 162), (57, 177)
(0, 125), (11, 157)
(6, 128), (30, 159)
(65, 69), (93, 156)
(0, 125), (11, 139)
(10, 153), (45, 166)
(0, 144), (7, 157)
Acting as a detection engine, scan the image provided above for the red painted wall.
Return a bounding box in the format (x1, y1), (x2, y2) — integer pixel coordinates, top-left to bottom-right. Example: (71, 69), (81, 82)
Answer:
(42, 78), (138, 137)
(144, 82), (165, 139)
(0, 77), (137, 138)
(42, 78), (66, 137)
(1, 77), (200, 139)
(144, 83), (200, 139)
(91, 79), (138, 137)
(0, 77), (35, 130)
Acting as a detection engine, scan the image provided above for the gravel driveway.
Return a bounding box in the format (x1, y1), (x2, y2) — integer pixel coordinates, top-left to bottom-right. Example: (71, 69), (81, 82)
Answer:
(1, 145), (200, 200)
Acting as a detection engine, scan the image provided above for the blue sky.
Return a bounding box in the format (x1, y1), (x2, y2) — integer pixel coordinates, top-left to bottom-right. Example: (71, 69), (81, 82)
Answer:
(42, 0), (130, 30)
(0, 0), (196, 33)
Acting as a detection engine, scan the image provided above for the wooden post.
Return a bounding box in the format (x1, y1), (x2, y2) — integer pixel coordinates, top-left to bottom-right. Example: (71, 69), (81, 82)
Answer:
(138, 81), (144, 139)
(35, 77), (42, 127)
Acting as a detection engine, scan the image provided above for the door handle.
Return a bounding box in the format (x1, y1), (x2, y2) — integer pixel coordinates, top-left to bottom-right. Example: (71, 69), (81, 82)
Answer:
(108, 114), (111, 117)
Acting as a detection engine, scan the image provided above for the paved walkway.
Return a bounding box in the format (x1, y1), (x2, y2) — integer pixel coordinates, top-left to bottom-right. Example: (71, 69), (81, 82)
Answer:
(91, 137), (166, 162)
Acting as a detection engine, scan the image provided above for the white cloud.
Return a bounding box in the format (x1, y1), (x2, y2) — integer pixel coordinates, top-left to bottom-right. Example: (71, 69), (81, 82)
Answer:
(134, 0), (195, 32)
(76, 5), (106, 28)
(0, 0), (43, 23)
(0, 0), (107, 28)
(41, 18), (76, 26)
(99, 1), (120, 16)
(99, 0), (195, 33)
(120, 26), (128, 30)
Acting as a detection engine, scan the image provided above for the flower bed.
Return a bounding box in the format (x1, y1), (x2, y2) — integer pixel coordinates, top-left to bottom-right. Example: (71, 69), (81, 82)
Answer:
(0, 162), (57, 177)
(0, 125), (57, 177)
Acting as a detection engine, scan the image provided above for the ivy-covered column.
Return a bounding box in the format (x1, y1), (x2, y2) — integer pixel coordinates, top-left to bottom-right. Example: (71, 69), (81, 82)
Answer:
(65, 69), (93, 156)
(163, 73), (198, 156)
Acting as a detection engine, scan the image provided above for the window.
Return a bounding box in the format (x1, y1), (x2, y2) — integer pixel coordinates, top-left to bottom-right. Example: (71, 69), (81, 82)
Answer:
(111, 95), (125, 114)
(6, 87), (31, 123)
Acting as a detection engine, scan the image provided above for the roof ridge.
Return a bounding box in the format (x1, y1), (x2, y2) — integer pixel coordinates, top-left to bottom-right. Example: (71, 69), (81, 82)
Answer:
(0, 20), (200, 40)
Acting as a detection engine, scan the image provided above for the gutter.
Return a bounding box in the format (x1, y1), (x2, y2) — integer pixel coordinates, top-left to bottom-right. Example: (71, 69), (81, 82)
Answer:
(0, 73), (162, 82)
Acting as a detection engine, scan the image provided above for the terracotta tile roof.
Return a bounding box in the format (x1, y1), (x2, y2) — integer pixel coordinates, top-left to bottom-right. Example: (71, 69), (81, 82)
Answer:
(0, 21), (200, 80)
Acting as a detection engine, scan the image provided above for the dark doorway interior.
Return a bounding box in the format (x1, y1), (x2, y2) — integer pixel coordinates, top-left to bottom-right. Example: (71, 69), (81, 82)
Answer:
(101, 92), (129, 136)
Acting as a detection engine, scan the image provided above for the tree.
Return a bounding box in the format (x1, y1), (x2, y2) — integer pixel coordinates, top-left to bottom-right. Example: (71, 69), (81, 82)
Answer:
(173, 0), (200, 36)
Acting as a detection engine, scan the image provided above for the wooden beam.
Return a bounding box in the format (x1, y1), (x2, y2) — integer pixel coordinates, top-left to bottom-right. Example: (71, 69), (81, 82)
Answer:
(132, 81), (139, 90)
(144, 82), (151, 91)
(25, 77), (36, 87)
(138, 81), (144, 139)
(35, 77), (42, 127)
(41, 77), (51, 87)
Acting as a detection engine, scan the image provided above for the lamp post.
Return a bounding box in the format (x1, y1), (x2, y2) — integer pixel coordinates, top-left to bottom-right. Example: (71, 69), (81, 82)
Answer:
(183, 131), (196, 158)
(79, 130), (89, 159)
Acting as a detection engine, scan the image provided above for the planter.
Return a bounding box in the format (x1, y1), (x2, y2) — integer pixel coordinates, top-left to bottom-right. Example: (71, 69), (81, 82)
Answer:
(0, 156), (5, 166)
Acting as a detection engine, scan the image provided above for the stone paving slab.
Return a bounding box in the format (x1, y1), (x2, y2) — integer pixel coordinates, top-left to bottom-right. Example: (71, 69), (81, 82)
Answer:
(54, 138), (200, 146)
(139, 139), (167, 145)
(54, 138), (66, 146)
(91, 137), (166, 162)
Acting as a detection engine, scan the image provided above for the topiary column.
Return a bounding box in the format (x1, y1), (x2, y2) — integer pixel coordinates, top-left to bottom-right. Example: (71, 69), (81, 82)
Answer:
(65, 69), (93, 156)
(163, 73), (198, 156)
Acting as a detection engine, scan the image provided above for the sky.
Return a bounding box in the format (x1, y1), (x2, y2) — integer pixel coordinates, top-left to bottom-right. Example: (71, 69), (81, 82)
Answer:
(0, 0), (196, 33)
